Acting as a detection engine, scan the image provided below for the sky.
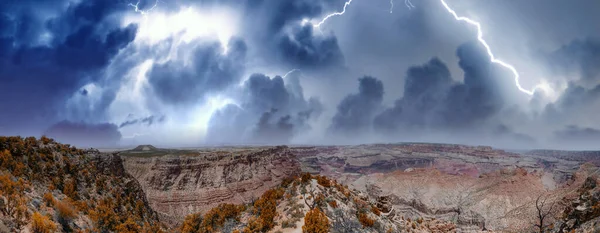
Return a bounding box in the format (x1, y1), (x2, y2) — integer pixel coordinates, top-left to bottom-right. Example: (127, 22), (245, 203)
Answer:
(1, 0), (599, 149)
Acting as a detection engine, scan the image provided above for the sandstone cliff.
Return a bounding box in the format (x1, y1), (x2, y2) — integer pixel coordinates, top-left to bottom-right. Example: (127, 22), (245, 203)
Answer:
(121, 146), (301, 225)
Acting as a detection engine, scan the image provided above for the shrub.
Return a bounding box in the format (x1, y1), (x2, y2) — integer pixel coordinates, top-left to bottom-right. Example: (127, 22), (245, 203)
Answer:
(282, 219), (297, 228)
(181, 213), (203, 233)
(371, 206), (381, 216)
(181, 203), (245, 233)
(302, 208), (329, 233)
(301, 173), (312, 183)
(242, 217), (264, 233)
(328, 200), (338, 208)
(32, 212), (57, 233)
(90, 198), (119, 231)
(55, 199), (77, 220)
(115, 218), (142, 233)
(42, 192), (54, 206)
(201, 203), (245, 232)
(358, 212), (375, 228)
(316, 176), (331, 188)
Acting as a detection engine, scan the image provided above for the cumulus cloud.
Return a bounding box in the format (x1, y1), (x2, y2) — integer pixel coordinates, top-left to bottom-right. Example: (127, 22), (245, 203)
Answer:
(2, 0), (600, 150)
(147, 38), (247, 105)
(0, 0), (136, 135)
(275, 24), (344, 70)
(329, 76), (384, 136)
(547, 38), (600, 85)
(206, 73), (322, 144)
(372, 42), (505, 137)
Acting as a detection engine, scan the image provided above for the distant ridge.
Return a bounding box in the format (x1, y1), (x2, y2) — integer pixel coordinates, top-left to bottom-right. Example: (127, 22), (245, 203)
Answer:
(132, 144), (158, 151)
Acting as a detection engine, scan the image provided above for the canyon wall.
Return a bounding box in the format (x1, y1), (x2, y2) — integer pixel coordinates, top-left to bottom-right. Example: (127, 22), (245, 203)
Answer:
(122, 146), (301, 225)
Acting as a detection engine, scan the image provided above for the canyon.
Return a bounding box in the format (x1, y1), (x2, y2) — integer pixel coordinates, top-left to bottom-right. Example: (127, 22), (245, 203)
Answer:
(117, 142), (598, 232)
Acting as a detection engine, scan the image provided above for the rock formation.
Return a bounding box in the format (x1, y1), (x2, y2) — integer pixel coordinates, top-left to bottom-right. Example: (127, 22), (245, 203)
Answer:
(122, 146), (301, 226)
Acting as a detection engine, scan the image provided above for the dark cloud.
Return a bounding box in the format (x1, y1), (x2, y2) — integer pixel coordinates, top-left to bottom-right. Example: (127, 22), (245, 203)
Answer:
(242, 0), (346, 71)
(276, 24), (344, 69)
(543, 82), (600, 123)
(119, 115), (166, 128)
(547, 38), (600, 84)
(0, 0), (136, 135)
(373, 42), (505, 137)
(44, 121), (122, 148)
(553, 125), (600, 149)
(374, 58), (452, 133)
(329, 76), (384, 135)
(147, 38), (247, 105)
(206, 73), (322, 144)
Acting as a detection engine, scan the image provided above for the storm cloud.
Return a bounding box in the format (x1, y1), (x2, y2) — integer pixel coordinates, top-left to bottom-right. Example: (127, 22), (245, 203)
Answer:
(0, 0), (136, 136)
(372, 42), (505, 137)
(1, 0), (600, 149)
(147, 38), (247, 105)
(329, 76), (384, 136)
(206, 73), (322, 144)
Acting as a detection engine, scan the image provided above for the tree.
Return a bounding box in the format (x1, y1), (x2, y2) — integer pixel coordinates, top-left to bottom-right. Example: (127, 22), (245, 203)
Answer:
(534, 194), (557, 233)
(303, 208), (330, 233)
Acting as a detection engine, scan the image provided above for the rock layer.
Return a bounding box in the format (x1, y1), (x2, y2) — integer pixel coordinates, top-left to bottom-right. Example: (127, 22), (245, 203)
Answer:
(122, 146), (301, 225)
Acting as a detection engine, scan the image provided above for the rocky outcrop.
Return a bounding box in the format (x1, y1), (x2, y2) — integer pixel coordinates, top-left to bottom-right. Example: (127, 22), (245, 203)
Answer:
(122, 146), (301, 225)
(554, 177), (600, 232)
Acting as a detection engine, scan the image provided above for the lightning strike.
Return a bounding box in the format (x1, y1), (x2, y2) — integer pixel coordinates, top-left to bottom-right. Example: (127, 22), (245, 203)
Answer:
(405, 0), (415, 10)
(129, 0), (160, 16)
(313, 0), (545, 96)
(439, 0), (535, 96)
(391, 0), (415, 13)
(283, 69), (301, 78)
(313, 0), (353, 28)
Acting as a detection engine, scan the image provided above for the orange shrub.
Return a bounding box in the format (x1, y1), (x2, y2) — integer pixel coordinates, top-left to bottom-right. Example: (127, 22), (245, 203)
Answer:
(181, 213), (202, 233)
(301, 173), (312, 183)
(42, 192), (54, 206)
(62, 178), (77, 200)
(31, 212), (57, 233)
(358, 212), (375, 228)
(181, 203), (245, 233)
(371, 206), (381, 216)
(302, 208), (329, 233)
(55, 199), (77, 221)
(328, 200), (338, 208)
(201, 203), (245, 232)
(115, 218), (142, 233)
(243, 188), (285, 232)
(316, 176), (331, 188)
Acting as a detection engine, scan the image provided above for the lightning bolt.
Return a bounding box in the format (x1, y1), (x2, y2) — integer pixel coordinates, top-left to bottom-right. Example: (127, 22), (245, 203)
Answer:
(313, 0), (353, 28)
(314, 0), (540, 96)
(283, 69), (301, 78)
(129, 0), (160, 16)
(405, 0), (415, 10)
(439, 0), (535, 96)
(391, 0), (415, 13)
